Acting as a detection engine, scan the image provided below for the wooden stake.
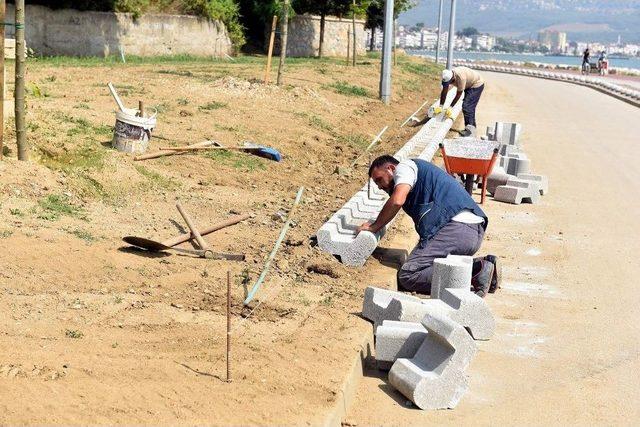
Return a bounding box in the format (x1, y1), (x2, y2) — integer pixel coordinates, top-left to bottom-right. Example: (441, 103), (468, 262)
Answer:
(346, 29), (351, 65)
(138, 100), (145, 118)
(226, 270), (232, 383)
(15, 0), (26, 161)
(276, 0), (289, 86)
(0, 0), (5, 160)
(264, 15), (278, 84)
(352, 0), (357, 67)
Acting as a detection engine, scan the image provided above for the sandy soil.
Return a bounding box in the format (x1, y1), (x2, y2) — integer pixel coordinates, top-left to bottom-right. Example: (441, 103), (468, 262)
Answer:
(344, 71), (640, 425)
(0, 54), (451, 425)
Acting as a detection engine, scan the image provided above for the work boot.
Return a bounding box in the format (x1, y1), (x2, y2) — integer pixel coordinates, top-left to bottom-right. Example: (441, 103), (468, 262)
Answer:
(484, 254), (502, 293)
(471, 259), (494, 298)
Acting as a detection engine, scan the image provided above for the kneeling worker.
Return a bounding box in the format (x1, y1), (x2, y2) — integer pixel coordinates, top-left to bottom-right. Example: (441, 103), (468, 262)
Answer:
(356, 155), (499, 297)
(435, 67), (485, 137)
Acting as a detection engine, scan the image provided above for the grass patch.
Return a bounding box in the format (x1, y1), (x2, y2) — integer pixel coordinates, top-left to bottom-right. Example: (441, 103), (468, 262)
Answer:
(337, 133), (370, 150)
(74, 102), (90, 110)
(199, 101), (228, 111)
(37, 194), (86, 221)
(0, 230), (12, 238)
(134, 165), (180, 190)
(308, 115), (334, 134)
(65, 329), (84, 339)
(399, 60), (442, 76)
(205, 150), (266, 172)
(27, 82), (50, 98)
(326, 81), (370, 97)
(177, 98), (189, 106)
(9, 208), (24, 217)
(67, 228), (95, 243)
(39, 143), (108, 173)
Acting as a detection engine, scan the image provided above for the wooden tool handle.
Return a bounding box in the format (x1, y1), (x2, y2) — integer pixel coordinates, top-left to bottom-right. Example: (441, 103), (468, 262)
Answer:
(161, 214), (250, 247)
(175, 202), (210, 251)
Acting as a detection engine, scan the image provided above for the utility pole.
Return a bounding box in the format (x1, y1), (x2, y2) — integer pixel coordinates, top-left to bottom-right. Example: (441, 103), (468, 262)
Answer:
(15, 0), (26, 161)
(276, 0), (289, 86)
(435, 0), (444, 65)
(445, 0), (457, 70)
(379, 0), (394, 105)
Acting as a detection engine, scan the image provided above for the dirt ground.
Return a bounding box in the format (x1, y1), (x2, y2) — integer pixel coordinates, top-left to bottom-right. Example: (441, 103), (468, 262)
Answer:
(0, 54), (456, 424)
(345, 72), (640, 425)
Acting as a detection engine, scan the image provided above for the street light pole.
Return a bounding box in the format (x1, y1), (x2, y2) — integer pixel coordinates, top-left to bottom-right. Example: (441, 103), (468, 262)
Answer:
(435, 0), (444, 64)
(379, 0), (394, 105)
(445, 0), (457, 70)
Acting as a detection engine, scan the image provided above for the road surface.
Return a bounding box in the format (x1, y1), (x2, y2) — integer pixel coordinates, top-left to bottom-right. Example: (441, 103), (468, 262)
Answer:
(344, 71), (640, 426)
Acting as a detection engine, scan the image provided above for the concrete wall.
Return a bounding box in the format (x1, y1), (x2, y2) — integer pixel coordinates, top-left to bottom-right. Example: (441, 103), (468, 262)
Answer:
(284, 14), (366, 58)
(5, 4), (232, 57)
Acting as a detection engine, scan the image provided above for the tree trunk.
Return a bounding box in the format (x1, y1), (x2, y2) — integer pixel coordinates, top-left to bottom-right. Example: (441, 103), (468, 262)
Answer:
(15, 0), (27, 161)
(369, 27), (375, 51)
(319, 13), (326, 58)
(276, 0), (289, 86)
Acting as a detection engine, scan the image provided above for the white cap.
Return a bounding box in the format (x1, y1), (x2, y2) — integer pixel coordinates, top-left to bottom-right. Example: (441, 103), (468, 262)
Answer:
(442, 69), (454, 83)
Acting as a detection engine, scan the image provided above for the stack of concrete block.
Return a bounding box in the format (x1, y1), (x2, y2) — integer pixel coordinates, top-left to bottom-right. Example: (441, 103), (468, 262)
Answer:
(484, 122), (549, 205)
(316, 89), (463, 267)
(388, 307), (478, 410)
(361, 252), (496, 409)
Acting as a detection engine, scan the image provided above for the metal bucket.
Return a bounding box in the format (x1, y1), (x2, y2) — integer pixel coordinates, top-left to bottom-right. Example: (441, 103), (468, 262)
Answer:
(112, 108), (157, 154)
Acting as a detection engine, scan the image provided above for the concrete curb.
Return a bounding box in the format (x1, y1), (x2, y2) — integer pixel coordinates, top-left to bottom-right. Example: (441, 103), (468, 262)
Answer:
(321, 326), (374, 427)
(456, 61), (640, 108)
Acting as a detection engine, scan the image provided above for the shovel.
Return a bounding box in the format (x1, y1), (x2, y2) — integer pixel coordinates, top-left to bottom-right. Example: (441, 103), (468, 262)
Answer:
(123, 236), (245, 261)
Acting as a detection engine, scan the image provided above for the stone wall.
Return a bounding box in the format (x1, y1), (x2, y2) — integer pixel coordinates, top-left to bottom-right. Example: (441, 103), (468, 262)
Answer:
(5, 4), (232, 57)
(284, 14), (366, 58)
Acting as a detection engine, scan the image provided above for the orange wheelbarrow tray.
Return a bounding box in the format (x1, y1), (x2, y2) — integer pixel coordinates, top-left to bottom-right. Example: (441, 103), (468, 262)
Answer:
(439, 142), (499, 204)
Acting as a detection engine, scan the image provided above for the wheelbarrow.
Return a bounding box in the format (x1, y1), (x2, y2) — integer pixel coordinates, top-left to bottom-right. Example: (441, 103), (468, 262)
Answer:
(439, 140), (499, 204)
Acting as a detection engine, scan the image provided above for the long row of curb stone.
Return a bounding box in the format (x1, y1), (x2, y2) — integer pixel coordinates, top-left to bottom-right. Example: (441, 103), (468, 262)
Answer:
(454, 60), (640, 108)
(316, 90), (463, 267)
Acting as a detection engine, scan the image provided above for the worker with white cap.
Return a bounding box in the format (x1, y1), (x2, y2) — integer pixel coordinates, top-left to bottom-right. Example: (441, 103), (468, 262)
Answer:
(434, 66), (485, 137)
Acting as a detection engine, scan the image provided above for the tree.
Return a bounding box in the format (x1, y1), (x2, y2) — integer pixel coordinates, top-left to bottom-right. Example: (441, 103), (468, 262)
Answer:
(293, 0), (368, 58)
(365, 0), (415, 50)
(457, 26), (479, 37)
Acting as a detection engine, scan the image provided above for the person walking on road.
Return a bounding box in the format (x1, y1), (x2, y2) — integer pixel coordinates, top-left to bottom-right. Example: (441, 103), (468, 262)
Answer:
(435, 67), (485, 137)
(356, 155), (500, 297)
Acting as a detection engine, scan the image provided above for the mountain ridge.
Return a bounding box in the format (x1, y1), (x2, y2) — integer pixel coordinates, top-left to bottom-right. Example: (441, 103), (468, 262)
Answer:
(399, 0), (640, 43)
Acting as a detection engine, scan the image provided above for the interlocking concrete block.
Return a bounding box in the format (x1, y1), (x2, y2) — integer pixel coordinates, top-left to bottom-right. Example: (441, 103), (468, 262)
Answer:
(517, 173), (549, 195)
(362, 286), (422, 325)
(487, 171), (510, 196)
(430, 255), (473, 299)
(494, 184), (540, 205)
(494, 122), (522, 146)
(379, 289), (494, 341)
(500, 155), (531, 176)
(375, 321), (427, 368)
(388, 307), (478, 410)
(499, 143), (523, 157)
(440, 288), (495, 340)
(506, 177), (542, 195)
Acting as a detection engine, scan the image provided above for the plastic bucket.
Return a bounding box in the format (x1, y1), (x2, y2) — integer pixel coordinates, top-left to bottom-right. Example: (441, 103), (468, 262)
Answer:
(112, 107), (157, 154)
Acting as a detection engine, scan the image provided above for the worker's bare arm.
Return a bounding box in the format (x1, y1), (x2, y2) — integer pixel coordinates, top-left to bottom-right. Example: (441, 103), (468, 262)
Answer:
(439, 85), (451, 106)
(356, 184), (411, 234)
(449, 90), (463, 108)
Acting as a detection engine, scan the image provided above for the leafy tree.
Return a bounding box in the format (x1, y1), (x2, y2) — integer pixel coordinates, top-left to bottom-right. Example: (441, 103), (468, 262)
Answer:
(456, 26), (479, 37)
(365, 0), (415, 50)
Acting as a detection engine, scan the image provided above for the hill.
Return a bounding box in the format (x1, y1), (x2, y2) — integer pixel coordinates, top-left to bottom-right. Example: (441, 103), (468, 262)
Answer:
(400, 0), (640, 43)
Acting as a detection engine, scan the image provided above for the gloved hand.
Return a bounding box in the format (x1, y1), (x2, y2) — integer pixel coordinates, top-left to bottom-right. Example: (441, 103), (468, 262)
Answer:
(433, 106), (443, 116)
(445, 107), (454, 119)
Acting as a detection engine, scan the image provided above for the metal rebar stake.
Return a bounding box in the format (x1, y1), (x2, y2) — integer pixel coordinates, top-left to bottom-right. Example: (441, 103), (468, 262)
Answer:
(226, 270), (231, 383)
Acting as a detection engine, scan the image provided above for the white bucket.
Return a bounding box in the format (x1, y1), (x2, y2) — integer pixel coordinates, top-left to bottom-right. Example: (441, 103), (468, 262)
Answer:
(112, 107), (157, 154)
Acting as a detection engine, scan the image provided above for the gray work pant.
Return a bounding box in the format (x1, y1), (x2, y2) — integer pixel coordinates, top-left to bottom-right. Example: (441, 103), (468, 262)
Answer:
(397, 221), (485, 295)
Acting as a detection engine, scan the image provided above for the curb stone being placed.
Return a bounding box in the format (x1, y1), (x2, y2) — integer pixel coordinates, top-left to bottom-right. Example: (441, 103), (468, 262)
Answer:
(316, 90), (463, 267)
